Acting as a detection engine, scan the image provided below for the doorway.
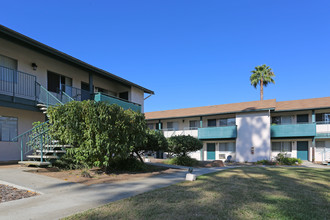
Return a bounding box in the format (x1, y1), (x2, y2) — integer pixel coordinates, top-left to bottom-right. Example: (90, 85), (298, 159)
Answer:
(297, 141), (308, 160)
(207, 143), (216, 160)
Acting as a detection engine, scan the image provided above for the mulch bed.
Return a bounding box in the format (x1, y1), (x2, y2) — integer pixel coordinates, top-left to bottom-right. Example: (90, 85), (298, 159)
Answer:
(0, 184), (38, 203)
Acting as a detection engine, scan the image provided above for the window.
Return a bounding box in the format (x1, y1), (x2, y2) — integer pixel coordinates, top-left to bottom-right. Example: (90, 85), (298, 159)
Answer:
(208, 119), (216, 127)
(47, 71), (72, 93)
(271, 142), (292, 152)
(189, 120), (198, 129)
(272, 116), (292, 125)
(0, 116), (17, 142)
(167, 122), (179, 131)
(219, 118), (236, 126)
(219, 142), (235, 152)
(297, 114), (309, 123)
(147, 123), (154, 130)
(0, 54), (17, 83)
(316, 113), (330, 124)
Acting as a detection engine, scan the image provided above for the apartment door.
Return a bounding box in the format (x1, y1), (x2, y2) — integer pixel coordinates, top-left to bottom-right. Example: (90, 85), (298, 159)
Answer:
(81, 82), (91, 100)
(297, 141), (308, 160)
(207, 143), (216, 160)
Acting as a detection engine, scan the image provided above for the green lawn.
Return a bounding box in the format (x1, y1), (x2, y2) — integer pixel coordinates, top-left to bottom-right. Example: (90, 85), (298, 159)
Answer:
(64, 167), (330, 220)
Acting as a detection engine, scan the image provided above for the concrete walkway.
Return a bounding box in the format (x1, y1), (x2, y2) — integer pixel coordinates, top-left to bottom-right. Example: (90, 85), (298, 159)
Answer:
(0, 165), (233, 220)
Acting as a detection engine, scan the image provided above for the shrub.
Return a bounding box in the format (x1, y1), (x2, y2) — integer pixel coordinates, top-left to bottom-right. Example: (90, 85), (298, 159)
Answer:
(167, 135), (203, 157)
(47, 100), (147, 169)
(276, 153), (302, 165)
(256, 160), (276, 165)
(107, 157), (147, 172)
(165, 155), (200, 167)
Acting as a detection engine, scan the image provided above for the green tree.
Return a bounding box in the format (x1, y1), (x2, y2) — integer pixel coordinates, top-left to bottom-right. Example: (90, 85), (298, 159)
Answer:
(167, 135), (203, 157)
(47, 100), (147, 169)
(134, 129), (168, 163)
(250, 64), (275, 100)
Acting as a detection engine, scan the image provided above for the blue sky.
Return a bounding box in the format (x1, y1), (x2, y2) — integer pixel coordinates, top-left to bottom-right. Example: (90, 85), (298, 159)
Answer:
(1, 0), (330, 112)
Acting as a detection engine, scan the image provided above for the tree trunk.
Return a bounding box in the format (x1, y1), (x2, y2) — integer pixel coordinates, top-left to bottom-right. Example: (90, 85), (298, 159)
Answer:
(135, 151), (144, 163)
(260, 78), (264, 100)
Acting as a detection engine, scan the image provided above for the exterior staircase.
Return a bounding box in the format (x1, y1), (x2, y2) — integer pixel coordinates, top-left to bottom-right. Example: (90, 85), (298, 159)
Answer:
(12, 83), (74, 166)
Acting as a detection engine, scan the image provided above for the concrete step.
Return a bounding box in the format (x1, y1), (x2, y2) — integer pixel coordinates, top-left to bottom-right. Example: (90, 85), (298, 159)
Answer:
(26, 155), (58, 159)
(36, 150), (66, 154)
(45, 144), (73, 148)
(18, 161), (51, 166)
(36, 103), (46, 107)
(40, 107), (47, 111)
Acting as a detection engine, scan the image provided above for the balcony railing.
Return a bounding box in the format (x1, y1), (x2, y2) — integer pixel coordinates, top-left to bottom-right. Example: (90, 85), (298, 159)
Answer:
(61, 84), (90, 101)
(271, 123), (316, 138)
(0, 65), (37, 101)
(162, 127), (199, 138)
(94, 92), (141, 112)
(316, 123), (330, 138)
(198, 126), (237, 139)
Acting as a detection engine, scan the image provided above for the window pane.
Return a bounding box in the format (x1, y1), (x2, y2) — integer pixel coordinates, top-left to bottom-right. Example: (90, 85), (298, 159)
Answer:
(281, 116), (292, 124)
(272, 142), (281, 152)
(227, 142), (235, 152)
(272, 117), (281, 125)
(147, 123), (154, 130)
(282, 142), (292, 152)
(316, 141), (325, 148)
(219, 119), (227, 126)
(173, 122), (179, 130)
(227, 118), (236, 126)
(316, 114), (323, 123)
(297, 114), (309, 123)
(189, 120), (198, 129)
(0, 116), (17, 142)
(208, 119), (216, 127)
(167, 122), (173, 130)
(219, 143), (226, 151)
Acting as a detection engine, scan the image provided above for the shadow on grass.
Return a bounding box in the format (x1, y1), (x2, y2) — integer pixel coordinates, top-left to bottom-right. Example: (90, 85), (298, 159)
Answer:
(64, 167), (330, 220)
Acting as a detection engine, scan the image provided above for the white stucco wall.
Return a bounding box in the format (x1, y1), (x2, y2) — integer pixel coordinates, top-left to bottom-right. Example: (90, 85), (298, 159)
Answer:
(236, 111), (271, 162)
(130, 86), (144, 112)
(0, 107), (45, 162)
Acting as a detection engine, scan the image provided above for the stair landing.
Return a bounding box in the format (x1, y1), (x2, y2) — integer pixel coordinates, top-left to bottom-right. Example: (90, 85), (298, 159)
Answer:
(18, 161), (51, 166)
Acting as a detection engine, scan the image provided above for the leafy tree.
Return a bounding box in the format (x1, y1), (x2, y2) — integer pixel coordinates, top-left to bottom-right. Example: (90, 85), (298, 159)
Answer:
(167, 135), (203, 157)
(250, 64), (275, 100)
(134, 129), (168, 162)
(47, 100), (147, 170)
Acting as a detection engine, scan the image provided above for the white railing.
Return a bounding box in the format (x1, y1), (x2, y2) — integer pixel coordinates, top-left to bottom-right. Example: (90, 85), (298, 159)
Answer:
(162, 127), (198, 138)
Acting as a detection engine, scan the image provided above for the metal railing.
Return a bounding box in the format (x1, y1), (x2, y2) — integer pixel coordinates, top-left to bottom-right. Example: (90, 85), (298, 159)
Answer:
(36, 83), (63, 107)
(61, 84), (90, 101)
(0, 65), (37, 100)
(12, 121), (51, 162)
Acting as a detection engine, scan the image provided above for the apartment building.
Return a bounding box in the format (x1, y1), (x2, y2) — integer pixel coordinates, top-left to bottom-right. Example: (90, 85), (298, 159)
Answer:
(0, 25), (154, 162)
(145, 98), (330, 163)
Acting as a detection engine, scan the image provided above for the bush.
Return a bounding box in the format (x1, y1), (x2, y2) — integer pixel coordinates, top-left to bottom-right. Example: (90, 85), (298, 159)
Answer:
(276, 153), (302, 165)
(256, 160), (276, 165)
(107, 157), (147, 172)
(47, 100), (147, 169)
(165, 156), (200, 167)
(167, 135), (203, 157)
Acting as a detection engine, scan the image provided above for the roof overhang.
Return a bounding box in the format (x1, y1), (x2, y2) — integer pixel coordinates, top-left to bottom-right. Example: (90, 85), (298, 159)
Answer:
(0, 25), (154, 95)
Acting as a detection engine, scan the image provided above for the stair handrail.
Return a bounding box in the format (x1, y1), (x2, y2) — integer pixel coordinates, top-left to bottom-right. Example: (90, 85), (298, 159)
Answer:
(36, 82), (63, 107)
(61, 90), (75, 103)
(12, 120), (49, 141)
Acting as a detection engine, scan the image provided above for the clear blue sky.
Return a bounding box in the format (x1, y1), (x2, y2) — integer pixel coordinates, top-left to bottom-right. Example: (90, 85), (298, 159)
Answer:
(1, 0), (329, 112)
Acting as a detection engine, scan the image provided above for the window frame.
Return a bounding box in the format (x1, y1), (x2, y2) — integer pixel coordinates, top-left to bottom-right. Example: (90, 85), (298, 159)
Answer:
(0, 116), (18, 142)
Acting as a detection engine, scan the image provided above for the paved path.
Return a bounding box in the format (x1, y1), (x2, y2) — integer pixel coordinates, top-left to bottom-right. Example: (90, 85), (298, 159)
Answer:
(301, 161), (330, 169)
(0, 165), (233, 220)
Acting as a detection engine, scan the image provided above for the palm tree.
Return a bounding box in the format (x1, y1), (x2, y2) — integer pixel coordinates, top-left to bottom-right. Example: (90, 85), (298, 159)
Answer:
(250, 64), (275, 100)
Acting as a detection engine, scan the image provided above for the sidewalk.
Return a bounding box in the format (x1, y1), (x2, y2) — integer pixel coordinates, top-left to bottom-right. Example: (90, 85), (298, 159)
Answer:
(0, 165), (233, 220)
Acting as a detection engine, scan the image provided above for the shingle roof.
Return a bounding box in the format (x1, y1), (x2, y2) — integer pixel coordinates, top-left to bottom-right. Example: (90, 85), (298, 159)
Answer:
(145, 97), (330, 120)
(145, 99), (276, 120)
(276, 97), (330, 111)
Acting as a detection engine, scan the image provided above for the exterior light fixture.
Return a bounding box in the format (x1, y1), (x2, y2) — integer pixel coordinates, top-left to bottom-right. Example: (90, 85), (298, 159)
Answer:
(32, 63), (38, 70)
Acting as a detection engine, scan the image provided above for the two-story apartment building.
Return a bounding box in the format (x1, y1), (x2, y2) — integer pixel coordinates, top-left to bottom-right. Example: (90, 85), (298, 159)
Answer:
(145, 98), (330, 163)
(0, 25), (154, 162)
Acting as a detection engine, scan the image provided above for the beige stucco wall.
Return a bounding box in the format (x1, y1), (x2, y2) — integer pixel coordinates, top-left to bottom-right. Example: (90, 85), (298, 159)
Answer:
(236, 111), (271, 162)
(130, 86), (145, 112)
(0, 38), (145, 106)
(0, 107), (44, 162)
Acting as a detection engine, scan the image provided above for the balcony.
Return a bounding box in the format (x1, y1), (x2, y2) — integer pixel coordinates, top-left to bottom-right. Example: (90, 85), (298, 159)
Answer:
(163, 128), (199, 138)
(198, 126), (237, 139)
(316, 123), (330, 139)
(0, 65), (37, 101)
(94, 92), (141, 112)
(271, 123), (316, 138)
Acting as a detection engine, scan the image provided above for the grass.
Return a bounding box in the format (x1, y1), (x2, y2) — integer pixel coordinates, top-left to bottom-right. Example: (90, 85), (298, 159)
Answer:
(64, 167), (330, 220)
